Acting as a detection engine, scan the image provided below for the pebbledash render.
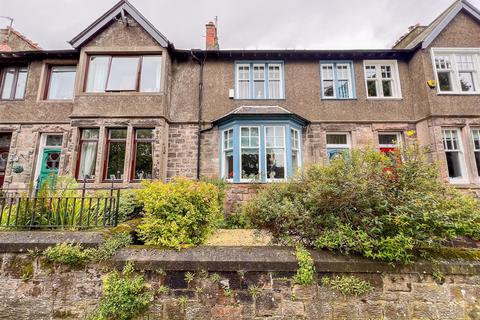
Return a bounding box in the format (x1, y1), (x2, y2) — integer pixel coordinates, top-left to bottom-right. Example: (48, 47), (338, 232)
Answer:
(1, 0), (480, 212)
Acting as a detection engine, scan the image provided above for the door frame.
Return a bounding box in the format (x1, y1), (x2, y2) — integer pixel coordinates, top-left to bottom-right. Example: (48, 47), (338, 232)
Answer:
(0, 132), (12, 188)
(33, 133), (63, 188)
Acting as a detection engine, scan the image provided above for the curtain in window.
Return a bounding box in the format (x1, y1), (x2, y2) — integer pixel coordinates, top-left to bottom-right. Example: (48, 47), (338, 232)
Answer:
(78, 142), (97, 180)
(86, 56), (109, 92)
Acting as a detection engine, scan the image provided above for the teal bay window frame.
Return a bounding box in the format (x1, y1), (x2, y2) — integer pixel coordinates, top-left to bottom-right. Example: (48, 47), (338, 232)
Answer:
(234, 61), (286, 100)
(319, 61), (356, 100)
(219, 120), (303, 183)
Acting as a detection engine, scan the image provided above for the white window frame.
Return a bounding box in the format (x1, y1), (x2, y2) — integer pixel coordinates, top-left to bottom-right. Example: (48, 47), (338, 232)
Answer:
(431, 48), (480, 95)
(363, 60), (402, 99)
(378, 132), (402, 150)
(264, 126), (287, 182)
(221, 128), (234, 181)
(442, 128), (468, 184)
(291, 128), (302, 172)
(235, 62), (284, 99)
(326, 132), (351, 161)
(239, 126), (261, 182)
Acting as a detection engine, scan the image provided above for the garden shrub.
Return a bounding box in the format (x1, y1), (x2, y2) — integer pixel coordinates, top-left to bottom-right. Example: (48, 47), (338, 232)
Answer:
(244, 141), (480, 263)
(44, 242), (92, 266)
(136, 178), (222, 249)
(90, 262), (152, 320)
(221, 211), (252, 229)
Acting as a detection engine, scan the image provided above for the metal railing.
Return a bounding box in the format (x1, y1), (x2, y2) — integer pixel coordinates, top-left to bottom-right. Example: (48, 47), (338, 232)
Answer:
(0, 182), (122, 229)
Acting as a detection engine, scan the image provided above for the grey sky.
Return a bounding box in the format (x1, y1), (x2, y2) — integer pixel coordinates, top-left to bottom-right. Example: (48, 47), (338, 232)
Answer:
(1, 0), (479, 50)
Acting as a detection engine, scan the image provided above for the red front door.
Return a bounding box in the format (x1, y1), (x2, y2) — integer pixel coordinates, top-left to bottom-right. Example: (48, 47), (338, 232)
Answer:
(0, 133), (12, 188)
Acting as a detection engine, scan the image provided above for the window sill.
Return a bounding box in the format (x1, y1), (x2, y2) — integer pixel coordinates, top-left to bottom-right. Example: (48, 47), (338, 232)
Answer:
(234, 98), (286, 101)
(39, 99), (74, 103)
(448, 179), (469, 185)
(436, 92), (480, 96)
(78, 92), (165, 97)
(321, 97), (357, 101)
(366, 97), (403, 101)
(0, 99), (26, 102)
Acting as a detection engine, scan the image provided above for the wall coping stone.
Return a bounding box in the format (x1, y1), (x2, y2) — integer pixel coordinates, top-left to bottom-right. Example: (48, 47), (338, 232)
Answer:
(0, 232), (478, 275)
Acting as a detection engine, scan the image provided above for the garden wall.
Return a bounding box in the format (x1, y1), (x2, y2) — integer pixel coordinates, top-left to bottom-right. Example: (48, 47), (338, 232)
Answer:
(0, 232), (479, 320)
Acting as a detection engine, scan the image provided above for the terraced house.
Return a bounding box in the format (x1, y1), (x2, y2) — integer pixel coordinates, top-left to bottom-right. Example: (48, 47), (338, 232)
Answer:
(1, 0), (480, 210)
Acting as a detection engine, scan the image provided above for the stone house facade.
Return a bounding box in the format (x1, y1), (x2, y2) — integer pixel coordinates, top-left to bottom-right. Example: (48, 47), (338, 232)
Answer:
(1, 0), (480, 211)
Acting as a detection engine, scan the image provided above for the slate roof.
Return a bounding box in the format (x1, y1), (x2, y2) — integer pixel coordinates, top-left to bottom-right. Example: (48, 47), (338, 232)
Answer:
(212, 106), (309, 126)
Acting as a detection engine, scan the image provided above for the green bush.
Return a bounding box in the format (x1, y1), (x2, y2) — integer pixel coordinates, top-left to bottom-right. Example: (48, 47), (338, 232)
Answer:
(221, 212), (252, 229)
(321, 275), (372, 296)
(136, 178), (223, 249)
(95, 232), (132, 262)
(91, 262), (152, 320)
(44, 242), (92, 266)
(244, 142), (480, 263)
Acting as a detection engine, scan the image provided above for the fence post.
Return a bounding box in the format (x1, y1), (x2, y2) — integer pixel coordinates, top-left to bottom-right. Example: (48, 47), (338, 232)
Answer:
(78, 178), (87, 227)
(109, 180), (114, 226)
(114, 188), (120, 226)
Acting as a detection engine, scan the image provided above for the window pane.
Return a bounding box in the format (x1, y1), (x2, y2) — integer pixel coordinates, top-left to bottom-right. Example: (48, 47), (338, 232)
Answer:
(438, 72), (452, 91)
(475, 152), (480, 176)
(323, 80), (334, 97)
(136, 128), (154, 139)
(379, 134), (398, 145)
(266, 148), (285, 179)
(47, 66), (76, 100)
(367, 80), (377, 97)
(338, 80), (350, 98)
(241, 148), (259, 180)
(253, 65), (265, 98)
(140, 56), (162, 92)
(382, 80), (393, 97)
(14, 68), (28, 99)
(224, 150), (234, 179)
(1, 68), (15, 99)
(81, 129), (99, 140)
(269, 80), (281, 99)
(327, 134), (347, 145)
(86, 56), (109, 92)
(292, 150), (299, 173)
(106, 142), (126, 180)
(109, 129), (127, 139)
(445, 151), (463, 178)
(237, 65), (250, 99)
(78, 141), (97, 180)
(45, 135), (63, 147)
(134, 142), (153, 179)
(0, 133), (11, 148)
(327, 148), (349, 161)
(459, 72), (475, 92)
(106, 57), (139, 91)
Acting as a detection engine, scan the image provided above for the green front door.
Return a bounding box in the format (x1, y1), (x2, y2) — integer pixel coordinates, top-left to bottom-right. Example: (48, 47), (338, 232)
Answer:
(37, 148), (61, 189)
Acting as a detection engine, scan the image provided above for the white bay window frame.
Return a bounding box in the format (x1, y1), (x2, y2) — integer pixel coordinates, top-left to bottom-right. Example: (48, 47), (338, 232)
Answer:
(431, 48), (480, 94)
(442, 128), (468, 183)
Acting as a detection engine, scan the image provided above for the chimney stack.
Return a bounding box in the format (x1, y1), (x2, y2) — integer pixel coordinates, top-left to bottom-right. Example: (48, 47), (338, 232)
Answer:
(205, 19), (219, 50)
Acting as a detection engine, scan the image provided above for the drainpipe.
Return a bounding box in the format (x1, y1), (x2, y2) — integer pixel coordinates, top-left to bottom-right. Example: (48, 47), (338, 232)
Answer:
(191, 50), (206, 179)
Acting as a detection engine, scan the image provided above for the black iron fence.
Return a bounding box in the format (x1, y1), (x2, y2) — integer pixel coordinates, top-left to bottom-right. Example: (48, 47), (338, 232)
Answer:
(0, 183), (122, 229)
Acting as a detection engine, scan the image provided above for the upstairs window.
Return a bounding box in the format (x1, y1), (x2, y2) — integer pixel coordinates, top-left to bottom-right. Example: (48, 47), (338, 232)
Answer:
(320, 62), (355, 99)
(442, 128), (467, 182)
(46, 66), (76, 100)
(433, 50), (480, 94)
(235, 62), (284, 99)
(1, 66), (28, 100)
(86, 55), (162, 93)
(326, 133), (351, 161)
(364, 60), (401, 98)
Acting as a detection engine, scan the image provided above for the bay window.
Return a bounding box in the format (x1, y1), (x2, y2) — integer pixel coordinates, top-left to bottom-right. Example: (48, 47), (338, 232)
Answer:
(76, 129), (99, 181)
(85, 55), (162, 93)
(433, 49), (480, 94)
(1, 66), (28, 100)
(219, 121), (302, 183)
(104, 128), (127, 181)
(235, 61), (284, 99)
(46, 66), (76, 100)
(320, 62), (355, 99)
(442, 129), (467, 182)
(364, 60), (401, 98)
(131, 129), (154, 181)
(326, 133), (351, 161)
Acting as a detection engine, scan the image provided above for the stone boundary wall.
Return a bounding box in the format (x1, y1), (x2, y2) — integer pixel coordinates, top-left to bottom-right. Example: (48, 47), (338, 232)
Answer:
(0, 232), (479, 319)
